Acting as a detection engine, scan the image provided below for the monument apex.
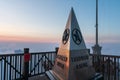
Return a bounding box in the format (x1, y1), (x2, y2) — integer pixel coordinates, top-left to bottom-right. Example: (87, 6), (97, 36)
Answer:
(59, 7), (86, 51)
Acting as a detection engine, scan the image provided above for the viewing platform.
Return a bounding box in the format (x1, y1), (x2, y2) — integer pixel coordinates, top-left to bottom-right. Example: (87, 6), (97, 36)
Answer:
(0, 48), (120, 80)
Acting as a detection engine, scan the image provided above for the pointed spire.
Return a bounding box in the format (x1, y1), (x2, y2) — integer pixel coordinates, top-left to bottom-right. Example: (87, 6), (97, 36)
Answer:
(46, 7), (95, 80)
(60, 7), (86, 50)
(71, 7), (75, 17)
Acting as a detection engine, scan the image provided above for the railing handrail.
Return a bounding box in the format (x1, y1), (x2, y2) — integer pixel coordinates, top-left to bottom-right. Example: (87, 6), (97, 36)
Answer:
(0, 51), (56, 56)
(1, 51), (120, 57)
(30, 51), (56, 54)
(0, 53), (24, 56)
(90, 54), (120, 58)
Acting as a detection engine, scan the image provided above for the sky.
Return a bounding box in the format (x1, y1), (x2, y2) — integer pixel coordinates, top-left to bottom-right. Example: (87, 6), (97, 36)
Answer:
(0, 0), (120, 44)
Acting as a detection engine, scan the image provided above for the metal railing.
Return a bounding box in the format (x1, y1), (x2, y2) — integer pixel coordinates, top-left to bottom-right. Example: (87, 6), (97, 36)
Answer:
(90, 54), (120, 80)
(0, 50), (56, 80)
(0, 53), (24, 80)
(0, 49), (120, 80)
(29, 51), (56, 77)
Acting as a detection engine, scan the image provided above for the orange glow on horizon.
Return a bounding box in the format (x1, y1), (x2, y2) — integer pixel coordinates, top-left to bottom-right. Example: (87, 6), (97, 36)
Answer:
(0, 35), (59, 43)
(0, 35), (119, 44)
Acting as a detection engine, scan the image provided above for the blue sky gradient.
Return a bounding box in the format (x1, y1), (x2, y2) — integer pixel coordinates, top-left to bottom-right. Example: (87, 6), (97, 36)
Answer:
(0, 0), (120, 43)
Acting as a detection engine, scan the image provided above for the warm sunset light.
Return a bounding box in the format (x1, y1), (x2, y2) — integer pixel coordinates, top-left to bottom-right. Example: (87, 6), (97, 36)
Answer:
(0, 35), (59, 43)
(0, 0), (119, 43)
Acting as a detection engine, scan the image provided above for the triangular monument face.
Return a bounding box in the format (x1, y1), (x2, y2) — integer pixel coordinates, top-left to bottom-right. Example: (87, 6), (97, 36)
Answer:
(47, 8), (95, 80)
(60, 8), (86, 50)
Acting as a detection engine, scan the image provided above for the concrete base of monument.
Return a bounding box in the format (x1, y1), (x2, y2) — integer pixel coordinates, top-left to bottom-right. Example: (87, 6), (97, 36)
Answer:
(46, 70), (103, 80)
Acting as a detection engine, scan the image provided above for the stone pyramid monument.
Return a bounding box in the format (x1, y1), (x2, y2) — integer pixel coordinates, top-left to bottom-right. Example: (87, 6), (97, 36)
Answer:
(46, 8), (95, 80)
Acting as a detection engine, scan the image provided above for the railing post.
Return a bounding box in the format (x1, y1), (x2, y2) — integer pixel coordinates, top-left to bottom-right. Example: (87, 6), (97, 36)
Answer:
(55, 47), (59, 54)
(88, 49), (90, 54)
(23, 48), (30, 80)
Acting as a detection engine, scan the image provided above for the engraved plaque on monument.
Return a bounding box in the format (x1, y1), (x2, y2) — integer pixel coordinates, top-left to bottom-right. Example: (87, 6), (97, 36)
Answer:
(46, 8), (95, 80)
